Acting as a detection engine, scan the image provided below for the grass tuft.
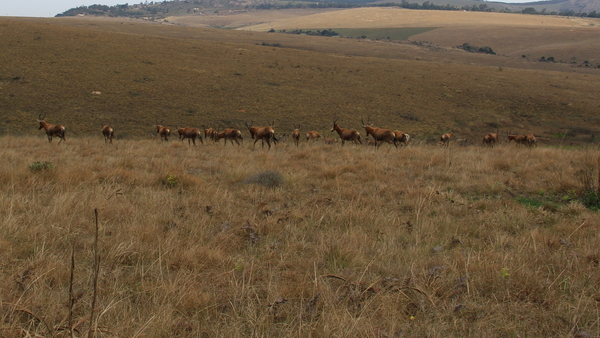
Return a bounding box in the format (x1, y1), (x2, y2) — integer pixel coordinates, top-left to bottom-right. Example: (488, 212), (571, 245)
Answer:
(242, 170), (284, 188)
(28, 161), (55, 172)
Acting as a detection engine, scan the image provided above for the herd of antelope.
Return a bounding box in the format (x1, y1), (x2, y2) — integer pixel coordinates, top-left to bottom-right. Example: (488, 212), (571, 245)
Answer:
(36, 116), (538, 149)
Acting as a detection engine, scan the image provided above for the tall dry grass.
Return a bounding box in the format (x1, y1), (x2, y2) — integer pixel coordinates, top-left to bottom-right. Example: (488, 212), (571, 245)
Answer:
(1, 136), (600, 337)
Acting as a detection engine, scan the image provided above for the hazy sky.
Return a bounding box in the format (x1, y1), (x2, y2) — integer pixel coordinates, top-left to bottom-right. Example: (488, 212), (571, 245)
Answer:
(1, 1), (129, 17)
(0, 0), (538, 17)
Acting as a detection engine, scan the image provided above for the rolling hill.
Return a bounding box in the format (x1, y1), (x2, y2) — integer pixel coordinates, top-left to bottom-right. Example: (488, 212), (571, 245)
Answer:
(0, 14), (599, 145)
(55, 0), (600, 18)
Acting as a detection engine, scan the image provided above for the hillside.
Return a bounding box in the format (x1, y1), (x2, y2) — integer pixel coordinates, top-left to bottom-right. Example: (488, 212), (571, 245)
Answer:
(171, 8), (600, 65)
(0, 16), (599, 145)
(503, 0), (600, 13)
(54, 0), (600, 18)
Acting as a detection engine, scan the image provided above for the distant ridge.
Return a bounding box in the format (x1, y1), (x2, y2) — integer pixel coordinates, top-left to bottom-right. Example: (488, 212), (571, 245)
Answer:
(56, 0), (600, 19)
(501, 0), (565, 5)
(491, 0), (599, 13)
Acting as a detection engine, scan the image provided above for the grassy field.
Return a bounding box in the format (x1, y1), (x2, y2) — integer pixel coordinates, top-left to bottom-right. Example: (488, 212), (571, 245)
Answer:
(1, 17), (600, 146)
(235, 8), (600, 65)
(2, 10), (600, 336)
(331, 27), (439, 40)
(2, 136), (600, 337)
(238, 7), (600, 31)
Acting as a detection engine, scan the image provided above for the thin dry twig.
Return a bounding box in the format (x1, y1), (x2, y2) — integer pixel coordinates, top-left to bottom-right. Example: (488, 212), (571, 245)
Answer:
(88, 209), (101, 338)
(68, 241), (75, 338)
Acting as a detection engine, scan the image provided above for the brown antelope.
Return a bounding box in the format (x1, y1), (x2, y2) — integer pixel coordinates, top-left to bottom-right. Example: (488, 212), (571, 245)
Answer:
(331, 118), (361, 145)
(393, 131), (410, 146)
(361, 117), (397, 148)
(482, 133), (499, 147)
(203, 127), (217, 142)
(245, 121), (278, 149)
(438, 132), (454, 147)
(324, 137), (338, 145)
(176, 127), (203, 146)
(507, 134), (527, 145)
(37, 114), (66, 144)
(361, 118), (396, 148)
(526, 134), (537, 147)
(306, 131), (321, 142)
(101, 125), (114, 144)
(154, 121), (171, 142)
(291, 125), (301, 147)
(215, 128), (243, 146)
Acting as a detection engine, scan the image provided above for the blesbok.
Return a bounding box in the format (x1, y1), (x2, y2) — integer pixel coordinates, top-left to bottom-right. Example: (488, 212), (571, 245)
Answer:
(101, 125), (114, 144)
(37, 114), (66, 144)
(438, 132), (454, 147)
(393, 131), (410, 146)
(330, 118), (361, 145)
(215, 128), (243, 146)
(291, 125), (301, 147)
(361, 118), (396, 148)
(508, 134), (527, 145)
(306, 131), (321, 142)
(526, 134), (537, 147)
(176, 127), (203, 146)
(482, 133), (499, 147)
(154, 121), (171, 142)
(203, 127), (217, 142)
(324, 137), (338, 145)
(245, 121), (278, 149)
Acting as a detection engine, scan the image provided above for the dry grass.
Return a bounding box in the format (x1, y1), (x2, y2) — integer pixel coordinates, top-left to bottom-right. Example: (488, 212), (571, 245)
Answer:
(1, 136), (600, 337)
(2, 13), (600, 336)
(2, 17), (600, 147)
(234, 8), (600, 63)
(239, 7), (599, 31)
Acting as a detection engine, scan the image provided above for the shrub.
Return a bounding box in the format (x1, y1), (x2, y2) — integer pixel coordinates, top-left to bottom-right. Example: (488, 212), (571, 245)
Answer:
(164, 174), (178, 187)
(457, 43), (495, 55)
(29, 161), (55, 172)
(580, 190), (600, 211)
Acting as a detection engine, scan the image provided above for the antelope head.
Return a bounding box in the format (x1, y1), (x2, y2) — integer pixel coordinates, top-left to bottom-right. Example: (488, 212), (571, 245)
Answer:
(331, 118), (338, 132)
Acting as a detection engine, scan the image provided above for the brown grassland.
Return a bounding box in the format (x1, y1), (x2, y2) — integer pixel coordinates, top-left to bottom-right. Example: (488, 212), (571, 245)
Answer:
(1, 15), (600, 144)
(1, 8), (600, 337)
(2, 137), (600, 337)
